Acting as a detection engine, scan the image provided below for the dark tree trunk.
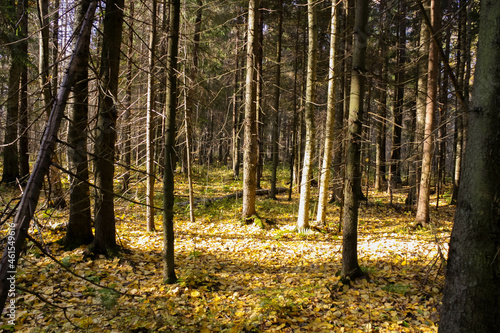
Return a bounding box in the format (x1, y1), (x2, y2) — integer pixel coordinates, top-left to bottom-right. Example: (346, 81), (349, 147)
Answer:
(1, 43), (21, 184)
(18, 0), (29, 183)
(439, 1), (500, 331)
(389, 1), (406, 187)
(146, 0), (157, 232)
(91, 0), (124, 255)
(65, 0), (94, 249)
(163, 0), (180, 284)
(341, 0), (369, 281)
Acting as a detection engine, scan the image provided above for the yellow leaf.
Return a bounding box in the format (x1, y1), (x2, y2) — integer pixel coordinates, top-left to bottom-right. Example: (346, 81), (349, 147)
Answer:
(191, 290), (201, 297)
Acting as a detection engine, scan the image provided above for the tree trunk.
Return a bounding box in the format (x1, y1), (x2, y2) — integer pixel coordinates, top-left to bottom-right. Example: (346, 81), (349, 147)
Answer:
(316, 0), (339, 224)
(269, 0), (283, 200)
(439, 1), (500, 330)
(341, 0), (369, 281)
(1, 0), (22, 184)
(37, 0), (66, 209)
(163, 0), (180, 284)
(389, 1), (406, 188)
(91, 0), (124, 255)
(232, 21), (242, 180)
(65, 0), (94, 249)
(182, 0), (202, 224)
(121, 1), (134, 194)
(451, 0), (467, 205)
(0, 0), (98, 314)
(255, 7), (264, 190)
(288, 8), (301, 201)
(146, 0), (157, 232)
(412, 0), (430, 206)
(415, 0), (440, 227)
(296, 0), (317, 230)
(242, 0), (260, 219)
(374, 1), (387, 192)
(19, 0), (29, 183)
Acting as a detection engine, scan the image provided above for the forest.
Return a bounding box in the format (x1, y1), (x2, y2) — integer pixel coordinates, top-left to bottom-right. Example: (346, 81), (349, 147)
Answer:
(0, 0), (499, 332)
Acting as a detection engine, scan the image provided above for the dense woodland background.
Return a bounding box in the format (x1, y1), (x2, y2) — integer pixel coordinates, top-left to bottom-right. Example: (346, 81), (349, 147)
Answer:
(0, 0), (499, 332)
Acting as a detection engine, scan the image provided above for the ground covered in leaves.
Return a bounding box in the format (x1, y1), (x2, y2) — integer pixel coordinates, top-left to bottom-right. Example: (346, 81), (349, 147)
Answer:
(1, 167), (454, 332)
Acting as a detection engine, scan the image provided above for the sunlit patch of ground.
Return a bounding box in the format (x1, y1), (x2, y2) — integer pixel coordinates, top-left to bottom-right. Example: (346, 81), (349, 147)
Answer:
(2, 167), (453, 332)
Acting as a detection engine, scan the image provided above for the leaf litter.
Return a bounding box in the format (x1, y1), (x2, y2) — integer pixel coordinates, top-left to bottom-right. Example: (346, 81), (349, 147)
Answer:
(5, 171), (453, 333)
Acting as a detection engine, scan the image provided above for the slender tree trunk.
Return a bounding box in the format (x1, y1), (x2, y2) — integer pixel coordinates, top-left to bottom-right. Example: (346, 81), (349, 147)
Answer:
(1, 45), (21, 184)
(65, 0), (94, 249)
(374, 1), (387, 192)
(296, 0), (317, 230)
(341, 0), (369, 281)
(269, 1), (283, 199)
(91, 0), (124, 255)
(0, 1), (98, 314)
(316, 0), (339, 224)
(37, 0), (52, 110)
(451, 0), (467, 205)
(288, 9), (301, 200)
(51, 0), (59, 99)
(415, 0), (440, 227)
(242, 0), (260, 219)
(389, 1), (406, 188)
(232, 21), (242, 180)
(146, 0), (157, 232)
(182, 0), (202, 224)
(439, 1), (500, 330)
(121, 1), (134, 194)
(256, 8), (264, 190)
(163, 0), (180, 284)
(437, 26), (450, 208)
(19, 0), (29, 183)
(38, 0), (66, 208)
(413, 0), (430, 205)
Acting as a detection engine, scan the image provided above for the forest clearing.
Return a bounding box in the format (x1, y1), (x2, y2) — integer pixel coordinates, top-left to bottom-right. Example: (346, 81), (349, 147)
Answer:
(4, 167), (451, 332)
(1, 0), (499, 331)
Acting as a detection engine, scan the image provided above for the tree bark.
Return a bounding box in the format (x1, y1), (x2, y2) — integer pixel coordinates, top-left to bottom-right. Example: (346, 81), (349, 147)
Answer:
(388, 0), (406, 188)
(374, 1), (387, 192)
(411, 0), (430, 207)
(232, 20), (242, 180)
(451, 0), (467, 205)
(316, 0), (339, 224)
(37, 0), (66, 209)
(0, 0), (98, 314)
(341, 0), (369, 281)
(18, 0), (29, 183)
(269, 0), (283, 200)
(91, 0), (124, 255)
(1, 0), (22, 185)
(146, 0), (157, 232)
(415, 0), (440, 227)
(439, 1), (500, 330)
(65, 0), (94, 249)
(163, 0), (180, 284)
(121, 1), (134, 194)
(242, 0), (260, 219)
(296, 0), (317, 230)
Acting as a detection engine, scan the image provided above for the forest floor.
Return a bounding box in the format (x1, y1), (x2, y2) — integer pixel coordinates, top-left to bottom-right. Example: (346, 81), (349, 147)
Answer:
(2, 166), (454, 332)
